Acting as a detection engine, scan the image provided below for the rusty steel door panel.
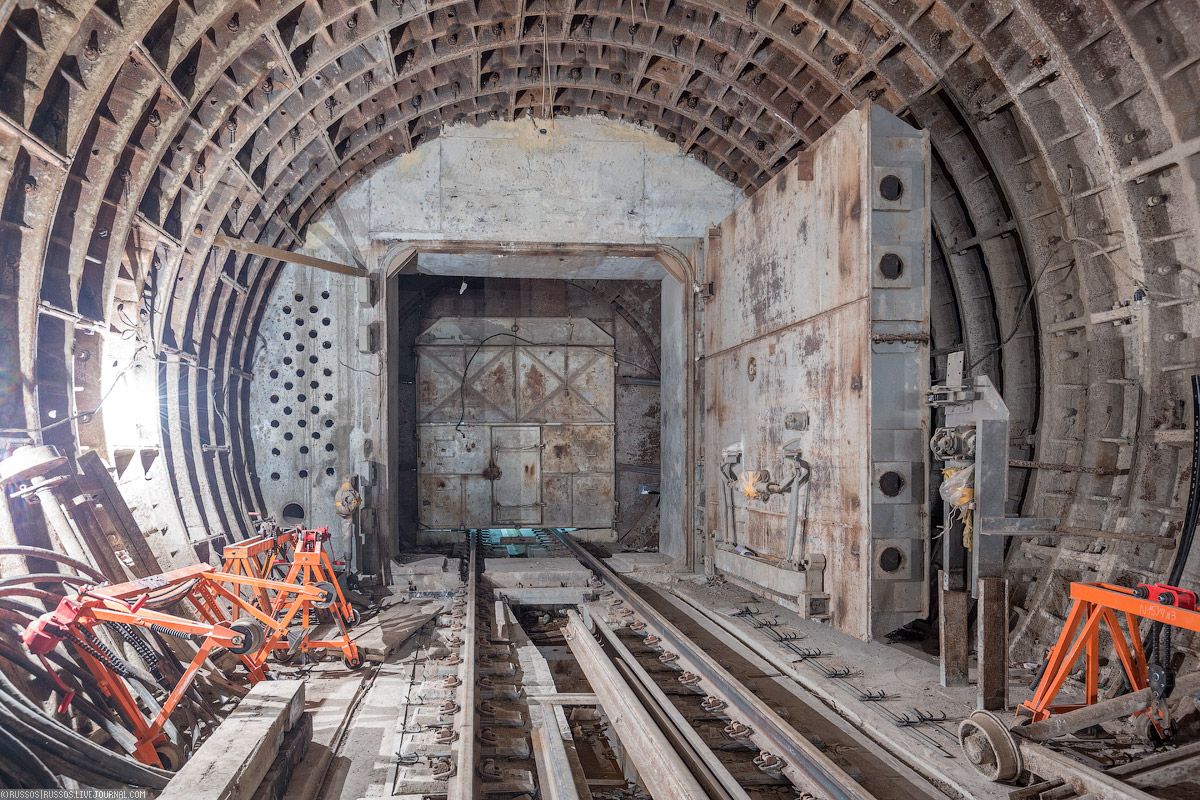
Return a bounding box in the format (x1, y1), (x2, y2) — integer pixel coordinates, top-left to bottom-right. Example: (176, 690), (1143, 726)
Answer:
(491, 426), (542, 525)
(416, 317), (616, 530)
(704, 104), (930, 642)
(416, 425), (493, 529)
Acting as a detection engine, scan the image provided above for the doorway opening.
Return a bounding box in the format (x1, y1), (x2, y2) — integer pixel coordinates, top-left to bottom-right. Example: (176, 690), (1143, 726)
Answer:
(385, 258), (680, 560)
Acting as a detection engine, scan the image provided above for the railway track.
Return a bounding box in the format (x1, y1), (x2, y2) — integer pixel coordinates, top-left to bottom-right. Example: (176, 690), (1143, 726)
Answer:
(554, 531), (946, 800)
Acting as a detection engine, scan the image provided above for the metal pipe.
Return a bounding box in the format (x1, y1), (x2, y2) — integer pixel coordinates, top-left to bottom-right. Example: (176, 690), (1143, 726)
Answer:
(1017, 670), (1200, 741)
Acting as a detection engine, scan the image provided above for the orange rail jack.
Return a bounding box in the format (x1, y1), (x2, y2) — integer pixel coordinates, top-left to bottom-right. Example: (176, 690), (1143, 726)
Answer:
(21, 564), (329, 768)
(220, 515), (296, 618)
(269, 526), (362, 668)
(1017, 581), (1200, 739)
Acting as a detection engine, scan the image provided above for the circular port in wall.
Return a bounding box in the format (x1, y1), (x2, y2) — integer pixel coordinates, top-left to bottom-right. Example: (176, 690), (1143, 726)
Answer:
(878, 470), (905, 497)
(879, 546), (903, 573)
(281, 502), (305, 524)
(879, 175), (904, 201)
(878, 252), (904, 280)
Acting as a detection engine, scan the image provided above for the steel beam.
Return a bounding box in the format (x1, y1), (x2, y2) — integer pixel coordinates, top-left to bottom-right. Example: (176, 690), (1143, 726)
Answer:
(448, 534), (480, 800)
(564, 610), (709, 800)
(591, 612), (751, 800)
(529, 702), (585, 800)
(212, 235), (367, 277)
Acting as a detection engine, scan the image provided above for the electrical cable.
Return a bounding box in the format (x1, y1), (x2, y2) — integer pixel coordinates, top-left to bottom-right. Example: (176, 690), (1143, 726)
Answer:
(0, 573), (89, 589)
(0, 671), (170, 788)
(0, 546), (109, 583)
(0, 638), (141, 756)
(0, 717), (60, 789)
(1167, 374), (1200, 587)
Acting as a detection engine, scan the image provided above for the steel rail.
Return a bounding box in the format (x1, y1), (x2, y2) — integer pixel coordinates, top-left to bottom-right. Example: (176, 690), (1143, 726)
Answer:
(554, 530), (873, 800)
(448, 533), (480, 800)
(564, 610), (709, 799)
(590, 610), (750, 800)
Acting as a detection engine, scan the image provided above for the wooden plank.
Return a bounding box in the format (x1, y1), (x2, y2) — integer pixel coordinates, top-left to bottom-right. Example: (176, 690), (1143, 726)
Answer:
(75, 451), (161, 577)
(281, 671), (369, 800)
(159, 680), (305, 800)
(213, 235), (366, 278)
(353, 601), (444, 662)
(939, 570), (969, 687)
(977, 577), (1009, 711)
(61, 476), (128, 582)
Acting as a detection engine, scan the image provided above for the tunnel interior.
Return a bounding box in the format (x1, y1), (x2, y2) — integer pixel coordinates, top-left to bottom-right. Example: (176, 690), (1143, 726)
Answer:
(1, 0), (1199, 796)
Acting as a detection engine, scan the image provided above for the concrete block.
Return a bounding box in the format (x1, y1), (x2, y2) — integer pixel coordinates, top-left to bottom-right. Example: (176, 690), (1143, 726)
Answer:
(484, 557), (593, 588)
(160, 680), (305, 800)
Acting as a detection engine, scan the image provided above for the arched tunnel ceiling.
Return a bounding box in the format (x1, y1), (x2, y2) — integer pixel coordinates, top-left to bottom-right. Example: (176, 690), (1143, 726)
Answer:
(1, 0), (1198, 655)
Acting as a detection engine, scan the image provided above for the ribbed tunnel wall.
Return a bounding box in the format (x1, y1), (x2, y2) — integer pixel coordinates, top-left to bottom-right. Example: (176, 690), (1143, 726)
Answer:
(1, 0), (1197, 658)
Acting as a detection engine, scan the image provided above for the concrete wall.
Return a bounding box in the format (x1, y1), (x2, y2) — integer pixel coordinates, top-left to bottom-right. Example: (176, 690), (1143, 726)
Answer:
(250, 117), (741, 566)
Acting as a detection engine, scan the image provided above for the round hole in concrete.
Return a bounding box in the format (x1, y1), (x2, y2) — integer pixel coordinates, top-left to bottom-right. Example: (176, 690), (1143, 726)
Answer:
(311, 405), (320, 414)
(322, 341), (332, 350)
(271, 447), (280, 456)
(324, 393), (333, 401)
(298, 393), (307, 402)
(283, 406), (293, 415)
(270, 394), (280, 403)
(296, 343), (305, 352)
(284, 432), (294, 441)
(323, 368), (332, 377)
(295, 318), (304, 326)
(325, 467), (335, 476)
(271, 472), (280, 481)
(878, 253), (904, 280)
(283, 357), (293, 366)
(308, 330), (317, 338)
(297, 419), (307, 427)
(321, 291), (330, 299)
(309, 356), (319, 364)
(322, 318), (331, 326)
(879, 470), (905, 497)
(296, 368), (305, 377)
(300, 445), (309, 454)
(270, 369), (279, 379)
(282, 332), (292, 341)
(294, 293), (304, 303)
(879, 546), (903, 573)
(310, 381), (319, 389)
(325, 443), (335, 452)
(284, 381), (293, 390)
(879, 174), (904, 201)
(270, 419), (280, 427)
(282, 305), (292, 314)
(324, 419), (333, 428)
(311, 431), (321, 440)
(281, 502), (305, 523)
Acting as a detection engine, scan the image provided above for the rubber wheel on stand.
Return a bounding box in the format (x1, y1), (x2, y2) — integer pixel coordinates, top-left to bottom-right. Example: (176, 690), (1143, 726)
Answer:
(312, 580), (337, 609)
(154, 741), (186, 771)
(229, 620), (266, 655)
(343, 651), (364, 670)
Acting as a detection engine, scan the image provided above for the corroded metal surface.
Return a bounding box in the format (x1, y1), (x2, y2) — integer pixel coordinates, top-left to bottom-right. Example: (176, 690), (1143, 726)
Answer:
(415, 317), (615, 529)
(703, 105), (930, 641)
